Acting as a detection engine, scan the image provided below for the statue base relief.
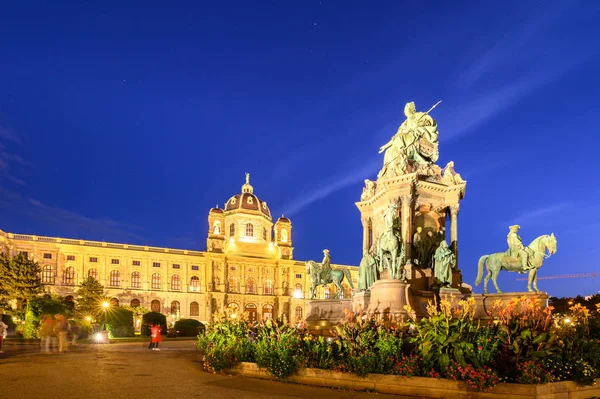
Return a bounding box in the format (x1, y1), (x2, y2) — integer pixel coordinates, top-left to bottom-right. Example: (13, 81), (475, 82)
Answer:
(305, 299), (352, 336)
(365, 279), (410, 318)
(352, 290), (371, 313)
(473, 291), (550, 320)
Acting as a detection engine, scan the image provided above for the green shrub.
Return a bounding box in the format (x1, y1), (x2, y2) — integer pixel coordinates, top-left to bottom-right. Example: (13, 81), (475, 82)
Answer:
(174, 318), (205, 337)
(254, 319), (304, 379)
(141, 312), (167, 336)
(196, 316), (254, 372)
(106, 307), (134, 338)
(23, 296), (67, 338)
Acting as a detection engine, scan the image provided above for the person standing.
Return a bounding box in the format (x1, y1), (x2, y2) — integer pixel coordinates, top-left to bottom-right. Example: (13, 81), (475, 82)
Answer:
(0, 318), (8, 354)
(53, 314), (70, 353)
(150, 323), (162, 351)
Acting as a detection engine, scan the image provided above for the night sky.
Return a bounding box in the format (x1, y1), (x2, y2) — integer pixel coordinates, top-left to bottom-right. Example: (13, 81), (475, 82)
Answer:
(1, 1), (599, 297)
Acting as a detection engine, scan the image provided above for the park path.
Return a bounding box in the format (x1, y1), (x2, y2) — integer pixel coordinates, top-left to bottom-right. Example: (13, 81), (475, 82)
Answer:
(0, 341), (406, 399)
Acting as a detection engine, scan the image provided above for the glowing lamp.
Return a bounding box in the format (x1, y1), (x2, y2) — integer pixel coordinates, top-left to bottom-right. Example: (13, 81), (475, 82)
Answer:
(102, 302), (109, 309)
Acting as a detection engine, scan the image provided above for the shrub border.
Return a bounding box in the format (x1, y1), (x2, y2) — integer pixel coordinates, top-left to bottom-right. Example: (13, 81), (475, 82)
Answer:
(227, 362), (600, 399)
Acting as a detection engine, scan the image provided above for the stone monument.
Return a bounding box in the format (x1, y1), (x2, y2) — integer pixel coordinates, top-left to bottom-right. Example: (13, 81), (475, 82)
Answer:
(354, 100), (469, 318)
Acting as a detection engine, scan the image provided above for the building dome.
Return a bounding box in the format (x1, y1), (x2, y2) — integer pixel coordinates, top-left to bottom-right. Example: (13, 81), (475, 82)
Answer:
(277, 215), (291, 224)
(223, 173), (271, 219)
(209, 206), (224, 214)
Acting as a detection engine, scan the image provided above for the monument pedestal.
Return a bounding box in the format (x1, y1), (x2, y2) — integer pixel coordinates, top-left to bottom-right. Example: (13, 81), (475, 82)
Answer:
(473, 291), (550, 320)
(352, 290), (371, 313)
(366, 279), (410, 317)
(305, 299), (352, 336)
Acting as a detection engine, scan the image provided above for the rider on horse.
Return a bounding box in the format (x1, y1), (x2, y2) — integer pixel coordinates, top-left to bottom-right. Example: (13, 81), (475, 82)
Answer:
(506, 225), (534, 271)
(319, 249), (331, 283)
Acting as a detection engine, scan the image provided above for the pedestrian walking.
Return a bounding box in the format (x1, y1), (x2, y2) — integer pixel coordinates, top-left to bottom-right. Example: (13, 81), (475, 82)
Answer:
(70, 322), (81, 346)
(39, 314), (56, 354)
(0, 318), (8, 354)
(53, 314), (70, 353)
(150, 323), (162, 351)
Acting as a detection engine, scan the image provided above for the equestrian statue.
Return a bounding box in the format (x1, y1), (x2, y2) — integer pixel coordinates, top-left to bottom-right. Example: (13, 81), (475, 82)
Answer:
(475, 225), (557, 294)
(306, 249), (354, 299)
(377, 200), (405, 279)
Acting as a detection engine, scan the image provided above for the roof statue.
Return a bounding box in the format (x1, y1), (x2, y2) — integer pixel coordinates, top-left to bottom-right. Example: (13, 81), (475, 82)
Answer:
(377, 101), (441, 179)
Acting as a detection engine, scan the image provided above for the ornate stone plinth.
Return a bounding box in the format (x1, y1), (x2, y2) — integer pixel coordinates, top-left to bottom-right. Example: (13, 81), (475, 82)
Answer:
(366, 279), (410, 317)
(305, 299), (352, 336)
(473, 292), (550, 320)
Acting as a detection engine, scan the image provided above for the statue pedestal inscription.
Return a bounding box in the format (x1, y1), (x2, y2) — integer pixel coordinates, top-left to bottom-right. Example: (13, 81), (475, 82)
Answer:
(366, 279), (410, 317)
(305, 299), (352, 336)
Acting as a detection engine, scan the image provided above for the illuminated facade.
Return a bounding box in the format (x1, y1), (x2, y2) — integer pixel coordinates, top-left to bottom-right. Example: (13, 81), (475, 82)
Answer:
(0, 174), (358, 324)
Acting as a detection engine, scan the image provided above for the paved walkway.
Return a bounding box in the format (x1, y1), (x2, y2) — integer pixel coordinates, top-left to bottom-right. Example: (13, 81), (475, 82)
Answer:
(0, 341), (403, 399)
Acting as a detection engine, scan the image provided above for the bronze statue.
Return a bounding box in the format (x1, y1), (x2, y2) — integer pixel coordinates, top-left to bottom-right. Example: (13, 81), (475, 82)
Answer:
(358, 245), (378, 291)
(377, 201), (403, 279)
(305, 250), (354, 299)
(506, 225), (534, 271)
(412, 226), (423, 265)
(476, 232), (557, 294)
(433, 241), (456, 286)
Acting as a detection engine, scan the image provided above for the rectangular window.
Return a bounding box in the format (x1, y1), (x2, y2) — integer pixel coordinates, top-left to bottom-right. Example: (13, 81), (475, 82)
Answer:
(191, 265), (199, 271)
(67, 255), (75, 261)
(132, 260), (141, 266)
(172, 264), (180, 269)
(295, 274), (302, 279)
(111, 259), (119, 265)
(43, 253), (52, 259)
(153, 262), (160, 268)
(89, 257), (98, 263)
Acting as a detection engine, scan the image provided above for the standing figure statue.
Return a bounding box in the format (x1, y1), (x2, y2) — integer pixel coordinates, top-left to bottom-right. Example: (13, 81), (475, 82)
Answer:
(433, 241), (456, 286)
(378, 101), (441, 179)
(412, 227), (423, 265)
(476, 229), (557, 294)
(358, 245), (378, 291)
(305, 250), (354, 300)
(377, 200), (403, 279)
(421, 230), (435, 267)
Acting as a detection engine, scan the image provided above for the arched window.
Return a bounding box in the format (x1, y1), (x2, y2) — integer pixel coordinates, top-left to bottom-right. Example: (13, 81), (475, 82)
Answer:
(294, 283), (303, 298)
(227, 302), (239, 317)
(228, 277), (238, 293)
(213, 221), (221, 234)
(151, 273), (161, 290)
(324, 286), (331, 299)
(295, 306), (303, 322)
(281, 229), (288, 242)
(190, 276), (200, 292)
(190, 301), (199, 316)
(171, 274), (181, 291)
(245, 303), (257, 323)
(41, 265), (54, 284)
(262, 304), (273, 321)
(110, 297), (119, 306)
(130, 298), (141, 307)
(109, 270), (120, 287)
(131, 271), (141, 289)
(88, 268), (98, 280)
(245, 223), (254, 237)
(229, 223), (235, 237)
(263, 279), (273, 295)
(63, 267), (75, 285)
(170, 301), (180, 315)
(246, 277), (255, 294)
(151, 299), (161, 312)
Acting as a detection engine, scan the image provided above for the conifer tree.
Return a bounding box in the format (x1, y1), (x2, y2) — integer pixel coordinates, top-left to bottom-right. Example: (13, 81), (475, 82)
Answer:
(75, 276), (105, 317)
(0, 252), (43, 310)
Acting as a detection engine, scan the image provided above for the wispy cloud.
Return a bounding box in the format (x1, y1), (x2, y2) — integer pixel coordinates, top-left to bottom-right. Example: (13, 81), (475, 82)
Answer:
(0, 123), (33, 186)
(0, 124), (21, 144)
(0, 186), (145, 242)
(502, 203), (570, 227)
(282, 158), (380, 216)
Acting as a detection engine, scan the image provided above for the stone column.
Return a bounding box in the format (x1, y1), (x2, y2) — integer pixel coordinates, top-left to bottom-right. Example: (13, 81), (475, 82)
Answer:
(449, 204), (459, 264)
(401, 195), (414, 265)
(361, 217), (369, 254)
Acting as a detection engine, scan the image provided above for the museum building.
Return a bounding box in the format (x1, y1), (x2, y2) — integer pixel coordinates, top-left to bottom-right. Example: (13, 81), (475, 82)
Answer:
(0, 175), (358, 324)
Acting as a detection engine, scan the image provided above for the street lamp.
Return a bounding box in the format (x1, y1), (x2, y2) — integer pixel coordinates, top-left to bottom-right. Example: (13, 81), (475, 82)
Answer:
(102, 301), (109, 331)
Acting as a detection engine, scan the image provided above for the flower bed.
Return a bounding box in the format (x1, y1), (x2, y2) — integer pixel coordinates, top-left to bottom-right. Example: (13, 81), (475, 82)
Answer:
(197, 297), (600, 393)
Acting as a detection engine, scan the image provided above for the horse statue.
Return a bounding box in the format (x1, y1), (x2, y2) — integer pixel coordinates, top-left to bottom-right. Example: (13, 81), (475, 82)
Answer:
(377, 201), (405, 279)
(475, 233), (557, 294)
(305, 260), (354, 299)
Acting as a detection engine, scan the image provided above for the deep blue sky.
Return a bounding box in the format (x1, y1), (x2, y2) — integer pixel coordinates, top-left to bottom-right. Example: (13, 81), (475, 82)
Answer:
(1, 1), (599, 297)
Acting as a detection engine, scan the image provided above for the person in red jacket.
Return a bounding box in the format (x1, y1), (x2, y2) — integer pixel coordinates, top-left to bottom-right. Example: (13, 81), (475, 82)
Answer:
(150, 323), (162, 351)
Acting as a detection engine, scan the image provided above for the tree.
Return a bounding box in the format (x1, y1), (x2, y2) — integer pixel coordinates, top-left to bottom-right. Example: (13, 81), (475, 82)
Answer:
(0, 252), (43, 310)
(75, 276), (105, 317)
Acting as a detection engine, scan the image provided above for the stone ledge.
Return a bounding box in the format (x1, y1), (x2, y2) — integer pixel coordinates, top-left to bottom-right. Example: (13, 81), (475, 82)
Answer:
(227, 362), (600, 399)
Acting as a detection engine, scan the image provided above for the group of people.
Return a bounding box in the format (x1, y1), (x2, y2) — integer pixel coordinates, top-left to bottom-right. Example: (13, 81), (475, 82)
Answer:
(412, 226), (446, 267)
(147, 322), (162, 351)
(39, 314), (80, 354)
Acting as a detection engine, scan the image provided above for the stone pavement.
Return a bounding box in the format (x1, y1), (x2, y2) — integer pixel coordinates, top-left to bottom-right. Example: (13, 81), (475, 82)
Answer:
(0, 340), (404, 399)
